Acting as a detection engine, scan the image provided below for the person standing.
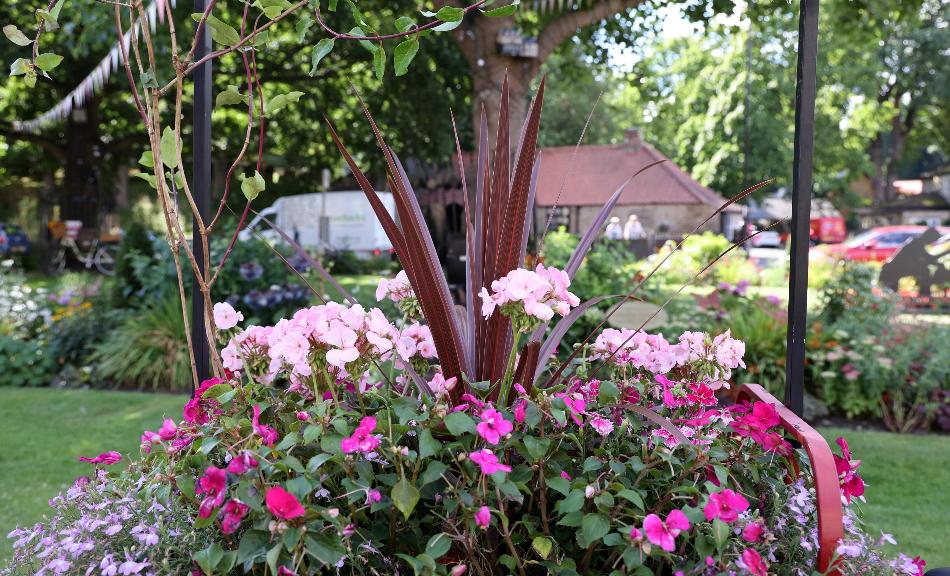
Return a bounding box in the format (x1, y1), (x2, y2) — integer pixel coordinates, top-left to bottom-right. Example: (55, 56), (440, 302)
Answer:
(623, 214), (646, 240)
(605, 216), (623, 240)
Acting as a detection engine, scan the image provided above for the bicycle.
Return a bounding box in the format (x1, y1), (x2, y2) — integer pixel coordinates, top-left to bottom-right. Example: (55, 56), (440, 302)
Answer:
(47, 220), (119, 276)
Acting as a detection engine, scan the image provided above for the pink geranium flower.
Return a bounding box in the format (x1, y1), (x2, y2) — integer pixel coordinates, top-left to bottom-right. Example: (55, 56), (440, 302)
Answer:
(704, 489), (750, 523)
(265, 486), (306, 520)
(475, 407), (513, 445)
(739, 548), (768, 576)
(554, 393), (586, 426)
(341, 416), (380, 454)
(589, 416), (614, 437)
(642, 509), (690, 552)
(468, 449), (512, 475)
(213, 302), (244, 330)
(78, 451), (122, 466)
(251, 405), (280, 447)
(474, 506), (491, 529)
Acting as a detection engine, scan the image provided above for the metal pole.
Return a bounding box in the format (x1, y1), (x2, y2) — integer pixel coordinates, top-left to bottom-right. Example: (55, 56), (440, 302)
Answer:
(785, 0), (820, 417)
(192, 0), (212, 389)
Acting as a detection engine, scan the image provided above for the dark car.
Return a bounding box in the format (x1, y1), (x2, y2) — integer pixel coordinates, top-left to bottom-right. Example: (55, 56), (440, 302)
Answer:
(0, 223), (30, 255)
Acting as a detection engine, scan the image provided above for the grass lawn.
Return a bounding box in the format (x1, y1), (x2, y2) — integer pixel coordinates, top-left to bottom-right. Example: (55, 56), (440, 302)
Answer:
(0, 388), (946, 568)
(819, 427), (950, 567)
(0, 387), (185, 561)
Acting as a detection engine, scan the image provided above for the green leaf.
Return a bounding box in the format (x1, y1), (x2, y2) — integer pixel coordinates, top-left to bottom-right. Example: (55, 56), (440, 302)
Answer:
(580, 513), (611, 544)
(598, 380), (620, 403)
(418, 428), (440, 459)
(309, 38), (334, 76)
(434, 6), (464, 22)
(3, 25), (31, 46)
(391, 477), (420, 520)
(241, 170), (266, 201)
(432, 19), (463, 32)
(394, 16), (415, 33)
(616, 489), (644, 510)
(582, 456), (603, 473)
(304, 534), (346, 567)
(266, 91), (304, 116)
(306, 453), (333, 473)
(295, 13), (313, 42)
(545, 475), (570, 496)
(393, 39), (419, 77)
(266, 542), (282, 575)
(303, 424), (322, 443)
(373, 46), (385, 80)
(9, 58), (30, 77)
(215, 85), (245, 107)
(201, 383), (231, 399)
(193, 542), (224, 574)
(425, 533), (451, 560)
(276, 431), (300, 451)
(483, 0), (519, 17)
(263, 5), (283, 18)
(138, 150), (155, 169)
(160, 126), (179, 169)
(192, 13), (242, 46)
(134, 172), (157, 188)
(523, 435), (551, 461)
(443, 412), (476, 436)
(237, 530), (269, 564)
(712, 518), (730, 550)
(200, 436), (221, 455)
(328, 0), (338, 11)
(557, 489), (584, 514)
(532, 535), (553, 559)
(421, 460), (447, 485)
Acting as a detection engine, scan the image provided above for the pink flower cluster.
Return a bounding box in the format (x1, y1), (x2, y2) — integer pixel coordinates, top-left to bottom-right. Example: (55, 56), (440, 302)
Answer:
(375, 270), (415, 303)
(212, 302), (244, 330)
(479, 265), (579, 324)
(396, 322), (437, 362)
(221, 303), (400, 381)
(590, 329), (744, 380)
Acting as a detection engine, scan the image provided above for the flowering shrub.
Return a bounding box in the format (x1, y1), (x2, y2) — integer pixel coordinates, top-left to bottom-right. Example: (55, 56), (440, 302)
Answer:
(4, 280), (927, 575)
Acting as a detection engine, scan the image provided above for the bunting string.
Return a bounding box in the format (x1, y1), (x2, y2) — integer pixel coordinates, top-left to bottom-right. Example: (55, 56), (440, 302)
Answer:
(12, 0), (175, 133)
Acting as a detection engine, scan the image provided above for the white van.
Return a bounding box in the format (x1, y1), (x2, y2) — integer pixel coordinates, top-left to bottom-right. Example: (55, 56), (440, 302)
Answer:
(239, 191), (396, 255)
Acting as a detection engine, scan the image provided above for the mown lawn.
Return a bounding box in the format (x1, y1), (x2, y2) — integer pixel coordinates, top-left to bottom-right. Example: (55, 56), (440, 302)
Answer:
(0, 387), (185, 561)
(0, 388), (946, 568)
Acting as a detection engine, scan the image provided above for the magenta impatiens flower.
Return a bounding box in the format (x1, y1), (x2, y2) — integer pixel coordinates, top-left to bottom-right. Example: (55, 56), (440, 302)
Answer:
(468, 449), (512, 475)
(196, 466), (227, 518)
(157, 418), (178, 441)
(642, 509), (690, 552)
(251, 405), (280, 447)
(226, 451), (259, 475)
(341, 416), (380, 454)
(703, 489), (750, 523)
(833, 436), (865, 504)
(78, 451), (122, 466)
(739, 548), (768, 576)
(742, 521), (764, 542)
(220, 499), (249, 534)
(474, 506), (491, 529)
(265, 486), (306, 520)
(475, 407), (513, 445)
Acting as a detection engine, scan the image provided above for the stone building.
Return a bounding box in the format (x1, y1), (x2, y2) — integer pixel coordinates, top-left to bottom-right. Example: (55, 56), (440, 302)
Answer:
(532, 129), (741, 239)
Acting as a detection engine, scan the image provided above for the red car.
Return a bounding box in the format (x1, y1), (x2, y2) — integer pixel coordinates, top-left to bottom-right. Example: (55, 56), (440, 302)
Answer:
(825, 226), (950, 263)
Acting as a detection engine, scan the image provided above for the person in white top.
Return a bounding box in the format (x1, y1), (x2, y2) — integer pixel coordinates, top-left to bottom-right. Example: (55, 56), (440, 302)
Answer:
(623, 214), (646, 240)
(605, 216), (623, 240)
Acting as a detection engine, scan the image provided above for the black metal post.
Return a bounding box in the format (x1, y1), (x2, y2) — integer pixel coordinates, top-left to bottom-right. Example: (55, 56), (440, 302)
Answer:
(191, 0), (212, 389)
(785, 0), (820, 417)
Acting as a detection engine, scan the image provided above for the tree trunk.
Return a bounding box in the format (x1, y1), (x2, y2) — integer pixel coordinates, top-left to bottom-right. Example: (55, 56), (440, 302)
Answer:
(454, 15), (540, 159)
(869, 134), (887, 205)
(60, 96), (102, 227)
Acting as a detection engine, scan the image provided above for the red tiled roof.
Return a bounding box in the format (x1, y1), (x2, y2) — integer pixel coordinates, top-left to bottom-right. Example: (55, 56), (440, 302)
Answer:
(534, 141), (728, 208)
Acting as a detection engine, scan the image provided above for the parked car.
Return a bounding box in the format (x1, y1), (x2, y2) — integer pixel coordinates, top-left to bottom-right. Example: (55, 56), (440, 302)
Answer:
(824, 225), (950, 263)
(0, 223), (30, 255)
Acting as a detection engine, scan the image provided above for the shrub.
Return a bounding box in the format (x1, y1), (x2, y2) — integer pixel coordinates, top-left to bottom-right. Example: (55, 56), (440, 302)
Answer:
(0, 333), (56, 386)
(541, 228), (639, 301)
(324, 249), (396, 276)
(635, 231), (733, 288)
(0, 269), (48, 338)
(89, 296), (191, 392)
